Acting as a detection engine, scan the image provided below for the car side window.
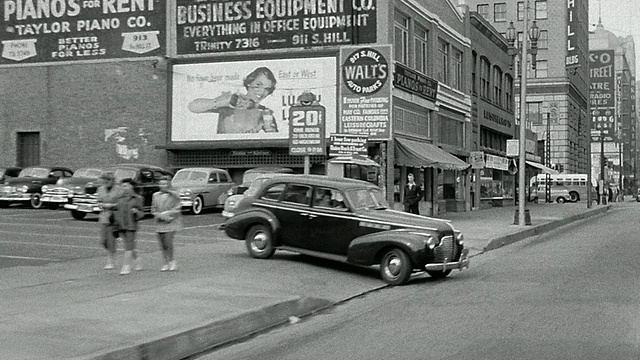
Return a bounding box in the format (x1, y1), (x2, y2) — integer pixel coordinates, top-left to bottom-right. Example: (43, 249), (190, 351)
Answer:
(282, 184), (312, 205)
(139, 170), (154, 184)
(313, 187), (347, 210)
(50, 170), (63, 178)
(219, 172), (230, 182)
(208, 172), (219, 183)
(261, 183), (286, 201)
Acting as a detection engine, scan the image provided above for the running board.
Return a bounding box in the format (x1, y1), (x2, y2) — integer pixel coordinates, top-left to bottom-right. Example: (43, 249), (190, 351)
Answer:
(278, 246), (348, 263)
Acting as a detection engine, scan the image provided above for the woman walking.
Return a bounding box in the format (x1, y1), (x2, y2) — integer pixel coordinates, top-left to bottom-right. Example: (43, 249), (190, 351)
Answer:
(114, 178), (144, 275)
(96, 172), (121, 270)
(151, 178), (182, 271)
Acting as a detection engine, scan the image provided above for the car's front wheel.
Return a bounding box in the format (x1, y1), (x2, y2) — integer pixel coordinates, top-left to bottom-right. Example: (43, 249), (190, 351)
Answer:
(556, 197), (566, 203)
(569, 191), (580, 202)
(190, 196), (203, 215)
(245, 224), (275, 259)
(379, 248), (412, 285)
(30, 193), (42, 209)
(71, 210), (86, 220)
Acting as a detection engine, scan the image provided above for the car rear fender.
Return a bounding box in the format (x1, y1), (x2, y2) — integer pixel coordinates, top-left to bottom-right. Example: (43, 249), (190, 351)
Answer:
(224, 208), (281, 241)
(347, 230), (434, 267)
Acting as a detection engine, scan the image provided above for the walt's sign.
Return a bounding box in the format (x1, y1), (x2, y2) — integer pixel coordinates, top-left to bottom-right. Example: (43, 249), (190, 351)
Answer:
(175, 0), (377, 54)
(0, 0), (165, 65)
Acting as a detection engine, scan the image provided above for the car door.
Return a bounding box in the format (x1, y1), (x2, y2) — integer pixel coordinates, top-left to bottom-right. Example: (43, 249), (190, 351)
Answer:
(263, 183), (312, 249)
(203, 171), (221, 206)
(136, 169), (157, 210)
(307, 187), (359, 254)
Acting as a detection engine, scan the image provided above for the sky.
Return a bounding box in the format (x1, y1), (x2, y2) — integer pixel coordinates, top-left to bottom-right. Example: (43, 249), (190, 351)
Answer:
(589, 0), (640, 75)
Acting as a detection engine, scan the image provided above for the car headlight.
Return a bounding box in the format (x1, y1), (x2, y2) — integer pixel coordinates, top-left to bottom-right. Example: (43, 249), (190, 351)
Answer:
(454, 230), (464, 245)
(411, 232), (438, 250)
(227, 189), (235, 196)
(17, 185), (29, 193)
(227, 199), (236, 207)
(180, 189), (192, 197)
(42, 185), (50, 192)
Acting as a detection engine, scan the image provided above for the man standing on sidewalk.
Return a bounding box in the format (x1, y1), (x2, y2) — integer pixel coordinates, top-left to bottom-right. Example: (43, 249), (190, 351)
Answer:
(403, 173), (422, 214)
(96, 172), (121, 270)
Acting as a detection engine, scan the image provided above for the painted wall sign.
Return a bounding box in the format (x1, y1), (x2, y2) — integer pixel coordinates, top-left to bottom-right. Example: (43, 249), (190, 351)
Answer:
(170, 56), (337, 142)
(289, 104), (326, 155)
(175, 0), (377, 55)
(589, 49), (615, 143)
(0, 0), (165, 65)
(338, 45), (391, 140)
(393, 63), (438, 102)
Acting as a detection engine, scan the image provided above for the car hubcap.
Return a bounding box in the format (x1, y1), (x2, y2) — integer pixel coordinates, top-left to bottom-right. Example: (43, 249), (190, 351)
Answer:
(31, 195), (41, 208)
(194, 199), (202, 213)
(385, 256), (402, 277)
(252, 233), (268, 251)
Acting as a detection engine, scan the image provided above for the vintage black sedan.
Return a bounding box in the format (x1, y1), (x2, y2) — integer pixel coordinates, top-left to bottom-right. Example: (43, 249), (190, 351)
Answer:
(223, 175), (469, 285)
(0, 167), (22, 184)
(41, 167), (103, 209)
(0, 166), (74, 208)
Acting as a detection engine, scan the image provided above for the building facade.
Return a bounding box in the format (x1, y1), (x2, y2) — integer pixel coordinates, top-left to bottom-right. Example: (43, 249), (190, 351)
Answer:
(468, 11), (516, 209)
(465, 0), (591, 175)
(0, 0), (476, 214)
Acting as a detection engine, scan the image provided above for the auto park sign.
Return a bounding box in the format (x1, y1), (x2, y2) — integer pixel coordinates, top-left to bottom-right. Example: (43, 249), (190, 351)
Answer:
(0, 0), (166, 65)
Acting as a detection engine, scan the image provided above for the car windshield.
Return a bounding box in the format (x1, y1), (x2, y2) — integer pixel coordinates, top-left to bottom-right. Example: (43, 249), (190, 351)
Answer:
(173, 170), (207, 182)
(244, 177), (272, 197)
(345, 187), (388, 210)
(73, 168), (101, 178)
(19, 168), (49, 178)
(104, 169), (136, 182)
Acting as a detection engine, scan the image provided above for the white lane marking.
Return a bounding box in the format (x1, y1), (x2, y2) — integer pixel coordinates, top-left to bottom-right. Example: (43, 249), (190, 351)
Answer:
(0, 254), (59, 261)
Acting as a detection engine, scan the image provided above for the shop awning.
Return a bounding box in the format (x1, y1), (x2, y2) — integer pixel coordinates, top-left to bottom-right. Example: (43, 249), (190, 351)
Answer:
(395, 137), (470, 171)
(525, 160), (559, 174)
(329, 154), (380, 167)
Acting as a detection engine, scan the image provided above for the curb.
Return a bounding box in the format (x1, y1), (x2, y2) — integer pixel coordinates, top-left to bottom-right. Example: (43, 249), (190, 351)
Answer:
(85, 297), (332, 360)
(481, 205), (611, 253)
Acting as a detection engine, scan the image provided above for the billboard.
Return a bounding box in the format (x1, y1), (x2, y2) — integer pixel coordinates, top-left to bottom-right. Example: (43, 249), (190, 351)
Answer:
(171, 57), (337, 142)
(0, 0), (166, 65)
(175, 0), (377, 55)
(338, 45), (392, 140)
(589, 49), (615, 142)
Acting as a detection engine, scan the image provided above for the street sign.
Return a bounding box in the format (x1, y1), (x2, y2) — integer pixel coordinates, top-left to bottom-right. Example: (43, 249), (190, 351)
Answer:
(289, 105), (326, 156)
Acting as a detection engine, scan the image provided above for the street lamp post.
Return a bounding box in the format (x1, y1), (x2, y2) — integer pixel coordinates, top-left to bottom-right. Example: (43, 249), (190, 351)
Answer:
(505, 5), (540, 226)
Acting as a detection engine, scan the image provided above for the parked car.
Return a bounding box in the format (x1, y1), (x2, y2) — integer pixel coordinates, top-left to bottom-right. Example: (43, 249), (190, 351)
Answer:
(229, 167), (294, 197)
(0, 166), (74, 208)
(171, 167), (236, 215)
(530, 186), (573, 203)
(64, 164), (173, 220)
(222, 172), (291, 219)
(0, 167), (22, 184)
(40, 167), (103, 209)
(222, 174), (469, 285)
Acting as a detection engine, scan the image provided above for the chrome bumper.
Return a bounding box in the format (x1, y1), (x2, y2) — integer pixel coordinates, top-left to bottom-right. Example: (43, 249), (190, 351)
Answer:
(221, 210), (234, 218)
(181, 200), (194, 207)
(41, 195), (69, 203)
(0, 194), (30, 201)
(64, 203), (100, 213)
(425, 248), (470, 272)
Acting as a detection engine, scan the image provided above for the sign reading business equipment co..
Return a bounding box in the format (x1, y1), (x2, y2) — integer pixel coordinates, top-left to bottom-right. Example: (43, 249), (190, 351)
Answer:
(175, 0), (377, 54)
(338, 45), (391, 140)
(0, 0), (165, 65)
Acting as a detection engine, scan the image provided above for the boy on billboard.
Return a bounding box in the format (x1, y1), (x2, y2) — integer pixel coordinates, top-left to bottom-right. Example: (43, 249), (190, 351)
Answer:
(188, 67), (279, 134)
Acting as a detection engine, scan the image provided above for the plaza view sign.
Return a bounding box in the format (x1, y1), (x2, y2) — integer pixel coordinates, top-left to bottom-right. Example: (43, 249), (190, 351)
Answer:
(176, 0), (377, 54)
(0, 0), (165, 65)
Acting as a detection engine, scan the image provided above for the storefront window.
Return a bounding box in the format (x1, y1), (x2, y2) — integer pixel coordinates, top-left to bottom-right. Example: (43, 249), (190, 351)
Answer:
(480, 169), (514, 199)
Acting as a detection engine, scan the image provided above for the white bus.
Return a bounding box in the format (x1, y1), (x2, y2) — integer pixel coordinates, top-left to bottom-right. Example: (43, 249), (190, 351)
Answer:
(529, 174), (592, 202)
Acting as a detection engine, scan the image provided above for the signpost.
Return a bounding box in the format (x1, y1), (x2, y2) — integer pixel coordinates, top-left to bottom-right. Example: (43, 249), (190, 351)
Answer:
(289, 93), (326, 174)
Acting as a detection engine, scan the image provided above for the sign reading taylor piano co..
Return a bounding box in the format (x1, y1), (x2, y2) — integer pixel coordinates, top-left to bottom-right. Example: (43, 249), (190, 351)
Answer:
(0, 0), (166, 65)
(176, 0), (377, 54)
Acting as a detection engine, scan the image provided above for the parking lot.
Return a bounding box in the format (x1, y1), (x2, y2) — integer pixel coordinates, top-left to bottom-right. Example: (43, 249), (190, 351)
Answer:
(0, 205), (229, 269)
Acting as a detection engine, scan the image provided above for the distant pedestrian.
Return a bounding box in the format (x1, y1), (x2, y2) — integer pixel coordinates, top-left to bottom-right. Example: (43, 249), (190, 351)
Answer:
(151, 178), (182, 271)
(403, 173), (422, 215)
(96, 172), (121, 270)
(114, 178), (144, 275)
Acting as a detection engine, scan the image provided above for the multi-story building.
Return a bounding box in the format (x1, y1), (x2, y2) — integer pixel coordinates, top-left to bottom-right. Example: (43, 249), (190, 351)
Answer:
(589, 21), (637, 195)
(467, 11), (516, 209)
(0, 1), (476, 215)
(465, 0), (591, 174)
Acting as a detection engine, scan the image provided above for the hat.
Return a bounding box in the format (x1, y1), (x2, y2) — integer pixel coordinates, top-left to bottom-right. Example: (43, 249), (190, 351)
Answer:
(100, 172), (115, 180)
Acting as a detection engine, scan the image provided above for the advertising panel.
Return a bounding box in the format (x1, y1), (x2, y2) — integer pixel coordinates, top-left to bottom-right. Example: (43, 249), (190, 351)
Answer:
(171, 56), (337, 142)
(329, 133), (368, 156)
(0, 0), (165, 65)
(175, 0), (377, 55)
(589, 49), (615, 142)
(565, 0), (579, 69)
(393, 63), (438, 102)
(338, 45), (392, 140)
(289, 104), (326, 155)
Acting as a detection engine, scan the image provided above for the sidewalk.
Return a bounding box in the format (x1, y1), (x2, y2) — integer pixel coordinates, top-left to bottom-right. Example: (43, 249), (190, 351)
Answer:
(0, 202), (613, 360)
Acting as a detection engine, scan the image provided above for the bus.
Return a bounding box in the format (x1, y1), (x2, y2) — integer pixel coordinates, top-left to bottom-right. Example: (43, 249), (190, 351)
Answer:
(529, 173), (593, 202)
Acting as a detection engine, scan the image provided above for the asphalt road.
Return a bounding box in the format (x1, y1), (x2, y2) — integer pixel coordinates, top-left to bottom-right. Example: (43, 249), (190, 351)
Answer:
(0, 204), (227, 269)
(197, 202), (640, 360)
